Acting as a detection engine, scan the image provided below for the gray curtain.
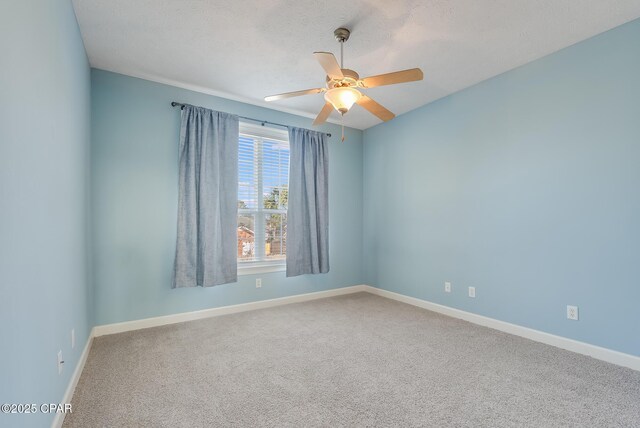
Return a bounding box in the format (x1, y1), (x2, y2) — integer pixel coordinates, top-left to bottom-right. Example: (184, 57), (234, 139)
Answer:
(286, 127), (329, 277)
(173, 105), (239, 287)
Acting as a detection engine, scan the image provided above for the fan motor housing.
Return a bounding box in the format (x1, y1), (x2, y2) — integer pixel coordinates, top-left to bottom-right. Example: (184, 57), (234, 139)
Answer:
(326, 69), (360, 89)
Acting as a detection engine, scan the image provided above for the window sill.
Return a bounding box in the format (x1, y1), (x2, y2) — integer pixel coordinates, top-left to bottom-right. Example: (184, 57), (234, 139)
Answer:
(238, 263), (286, 276)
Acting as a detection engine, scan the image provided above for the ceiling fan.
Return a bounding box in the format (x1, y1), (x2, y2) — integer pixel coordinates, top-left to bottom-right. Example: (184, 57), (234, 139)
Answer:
(264, 28), (424, 127)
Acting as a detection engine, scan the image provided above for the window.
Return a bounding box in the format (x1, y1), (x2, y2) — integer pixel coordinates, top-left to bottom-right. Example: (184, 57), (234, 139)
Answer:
(237, 122), (289, 274)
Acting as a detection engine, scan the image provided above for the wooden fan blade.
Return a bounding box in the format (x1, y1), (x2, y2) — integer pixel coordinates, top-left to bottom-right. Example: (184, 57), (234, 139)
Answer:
(356, 95), (395, 122)
(313, 102), (334, 126)
(313, 52), (344, 79)
(265, 88), (324, 102)
(360, 68), (423, 88)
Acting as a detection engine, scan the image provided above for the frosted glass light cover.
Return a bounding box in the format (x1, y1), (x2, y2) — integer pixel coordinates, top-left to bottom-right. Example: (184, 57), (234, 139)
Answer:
(324, 87), (362, 114)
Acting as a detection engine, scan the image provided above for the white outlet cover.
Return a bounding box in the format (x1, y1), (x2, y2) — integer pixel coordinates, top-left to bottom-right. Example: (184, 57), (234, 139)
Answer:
(71, 328), (75, 349)
(256, 278), (262, 288)
(567, 305), (579, 321)
(444, 282), (451, 293)
(468, 287), (476, 298)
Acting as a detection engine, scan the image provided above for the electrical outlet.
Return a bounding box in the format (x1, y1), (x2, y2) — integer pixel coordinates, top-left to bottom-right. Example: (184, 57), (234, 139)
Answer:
(444, 282), (451, 293)
(468, 286), (476, 298)
(567, 305), (579, 321)
(57, 350), (64, 375)
(256, 278), (262, 288)
(71, 328), (75, 349)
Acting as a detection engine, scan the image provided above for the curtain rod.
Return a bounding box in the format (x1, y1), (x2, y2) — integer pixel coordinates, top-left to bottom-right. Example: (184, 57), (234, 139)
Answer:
(170, 102), (331, 138)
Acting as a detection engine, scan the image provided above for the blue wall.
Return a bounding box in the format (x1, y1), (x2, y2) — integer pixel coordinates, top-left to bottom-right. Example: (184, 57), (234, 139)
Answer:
(0, 1), (92, 427)
(363, 19), (640, 356)
(91, 70), (364, 325)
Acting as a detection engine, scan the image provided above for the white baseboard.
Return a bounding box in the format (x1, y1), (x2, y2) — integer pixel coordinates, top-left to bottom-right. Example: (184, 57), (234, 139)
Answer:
(93, 285), (368, 337)
(51, 328), (95, 428)
(364, 285), (640, 372)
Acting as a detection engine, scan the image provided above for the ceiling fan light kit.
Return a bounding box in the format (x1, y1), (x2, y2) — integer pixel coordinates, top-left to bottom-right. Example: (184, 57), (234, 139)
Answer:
(324, 86), (362, 114)
(264, 27), (424, 139)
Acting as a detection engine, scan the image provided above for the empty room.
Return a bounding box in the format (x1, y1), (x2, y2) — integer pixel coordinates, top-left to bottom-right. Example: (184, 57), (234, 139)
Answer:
(2, 0), (640, 427)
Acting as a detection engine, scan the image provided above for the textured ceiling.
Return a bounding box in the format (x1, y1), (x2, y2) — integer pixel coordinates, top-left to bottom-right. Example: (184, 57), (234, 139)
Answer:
(72, 0), (640, 129)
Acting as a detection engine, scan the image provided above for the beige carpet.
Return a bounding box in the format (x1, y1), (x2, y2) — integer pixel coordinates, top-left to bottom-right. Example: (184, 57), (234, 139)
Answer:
(64, 292), (640, 427)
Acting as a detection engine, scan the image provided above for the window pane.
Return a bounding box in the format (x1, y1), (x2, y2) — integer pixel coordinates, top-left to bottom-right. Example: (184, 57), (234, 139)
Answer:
(265, 213), (286, 260)
(263, 186), (288, 210)
(262, 138), (289, 210)
(237, 214), (255, 261)
(238, 136), (258, 210)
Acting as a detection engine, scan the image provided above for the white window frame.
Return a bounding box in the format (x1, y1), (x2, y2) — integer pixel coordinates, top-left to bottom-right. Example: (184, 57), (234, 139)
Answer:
(238, 122), (289, 276)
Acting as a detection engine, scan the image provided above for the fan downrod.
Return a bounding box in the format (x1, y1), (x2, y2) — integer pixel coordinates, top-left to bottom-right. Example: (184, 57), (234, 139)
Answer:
(334, 28), (350, 43)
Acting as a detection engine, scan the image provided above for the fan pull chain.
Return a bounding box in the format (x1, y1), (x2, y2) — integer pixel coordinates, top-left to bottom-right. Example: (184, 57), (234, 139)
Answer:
(341, 113), (345, 142)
